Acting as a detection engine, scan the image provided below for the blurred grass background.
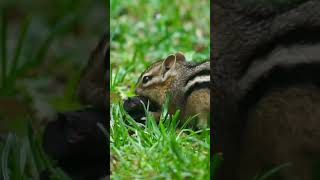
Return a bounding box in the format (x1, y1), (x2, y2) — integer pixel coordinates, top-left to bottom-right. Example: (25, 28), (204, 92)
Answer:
(0, 0), (107, 179)
(110, 0), (210, 179)
(0, 0), (106, 134)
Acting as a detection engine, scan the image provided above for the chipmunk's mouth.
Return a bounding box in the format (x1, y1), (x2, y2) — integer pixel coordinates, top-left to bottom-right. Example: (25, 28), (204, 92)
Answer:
(123, 95), (161, 123)
(123, 96), (161, 113)
(139, 96), (161, 112)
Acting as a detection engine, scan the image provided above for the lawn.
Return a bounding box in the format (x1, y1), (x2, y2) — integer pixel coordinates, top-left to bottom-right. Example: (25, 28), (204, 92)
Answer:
(110, 0), (211, 179)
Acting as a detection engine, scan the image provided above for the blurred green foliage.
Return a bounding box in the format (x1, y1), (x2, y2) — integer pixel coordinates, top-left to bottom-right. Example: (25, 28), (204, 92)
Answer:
(0, 121), (71, 180)
(0, 0), (107, 179)
(0, 0), (106, 132)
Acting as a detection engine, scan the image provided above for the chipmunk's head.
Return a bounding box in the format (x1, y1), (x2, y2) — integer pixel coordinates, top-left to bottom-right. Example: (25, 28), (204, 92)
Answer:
(135, 52), (186, 106)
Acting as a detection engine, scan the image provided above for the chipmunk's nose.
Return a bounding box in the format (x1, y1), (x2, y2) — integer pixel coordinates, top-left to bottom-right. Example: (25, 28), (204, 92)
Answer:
(135, 88), (141, 95)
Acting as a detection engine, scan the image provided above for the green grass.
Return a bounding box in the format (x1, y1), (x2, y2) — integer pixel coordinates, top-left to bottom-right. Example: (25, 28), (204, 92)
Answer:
(110, 0), (211, 179)
(111, 98), (210, 179)
(0, 122), (71, 180)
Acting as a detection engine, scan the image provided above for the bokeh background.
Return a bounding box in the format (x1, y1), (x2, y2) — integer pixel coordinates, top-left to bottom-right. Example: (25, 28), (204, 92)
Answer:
(0, 0), (107, 178)
(0, 0), (106, 134)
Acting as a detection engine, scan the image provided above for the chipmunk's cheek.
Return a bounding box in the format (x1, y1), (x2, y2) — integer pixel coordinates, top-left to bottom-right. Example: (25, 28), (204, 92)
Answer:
(157, 92), (165, 104)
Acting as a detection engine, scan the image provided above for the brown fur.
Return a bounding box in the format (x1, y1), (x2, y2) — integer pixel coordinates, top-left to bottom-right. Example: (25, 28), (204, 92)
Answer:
(238, 84), (320, 180)
(137, 76), (174, 106)
(212, 1), (320, 179)
(135, 53), (210, 126)
(184, 89), (210, 127)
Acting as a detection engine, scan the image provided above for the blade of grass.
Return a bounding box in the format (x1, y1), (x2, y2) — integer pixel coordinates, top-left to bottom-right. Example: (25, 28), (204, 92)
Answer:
(31, 15), (76, 66)
(255, 163), (291, 180)
(9, 135), (24, 180)
(17, 14), (77, 77)
(10, 16), (31, 79)
(1, 134), (12, 180)
(97, 122), (109, 137)
(27, 120), (42, 179)
(19, 138), (28, 176)
(170, 137), (186, 163)
(50, 168), (72, 180)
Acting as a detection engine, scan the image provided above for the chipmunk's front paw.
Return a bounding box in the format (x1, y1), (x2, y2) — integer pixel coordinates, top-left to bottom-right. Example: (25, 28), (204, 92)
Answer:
(123, 96), (160, 123)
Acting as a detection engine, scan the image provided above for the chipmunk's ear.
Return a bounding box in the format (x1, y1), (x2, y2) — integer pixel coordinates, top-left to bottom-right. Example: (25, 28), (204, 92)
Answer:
(161, 54), (176, 77)
(175, 52), (186, 62)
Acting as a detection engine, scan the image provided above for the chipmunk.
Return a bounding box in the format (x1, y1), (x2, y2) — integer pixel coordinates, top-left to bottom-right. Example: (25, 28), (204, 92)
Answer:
(77, 33), (108, 110)
(134, 52), (210, 127)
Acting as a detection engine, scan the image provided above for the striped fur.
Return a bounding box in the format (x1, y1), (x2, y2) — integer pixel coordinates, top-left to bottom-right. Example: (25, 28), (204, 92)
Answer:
(135, 52), (210, 126)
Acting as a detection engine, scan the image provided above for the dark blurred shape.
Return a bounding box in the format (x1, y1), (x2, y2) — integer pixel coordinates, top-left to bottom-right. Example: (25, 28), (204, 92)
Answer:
(42, 32), (109, 179)
(123, 96), (160, 123)
(43, 108), (107, 180)
(0, 0), (108, 178)
(213, 1), (320, 180)
(78, 32), (109, 110)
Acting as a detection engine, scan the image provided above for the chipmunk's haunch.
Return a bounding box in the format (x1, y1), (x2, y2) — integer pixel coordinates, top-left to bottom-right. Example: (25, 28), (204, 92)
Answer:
(134, 52), (210, 126)
(213, 1), (320, 179)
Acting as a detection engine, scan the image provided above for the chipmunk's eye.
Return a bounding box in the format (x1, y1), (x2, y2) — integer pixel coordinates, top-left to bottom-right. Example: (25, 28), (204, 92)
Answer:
(142, 76), (152, 84)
